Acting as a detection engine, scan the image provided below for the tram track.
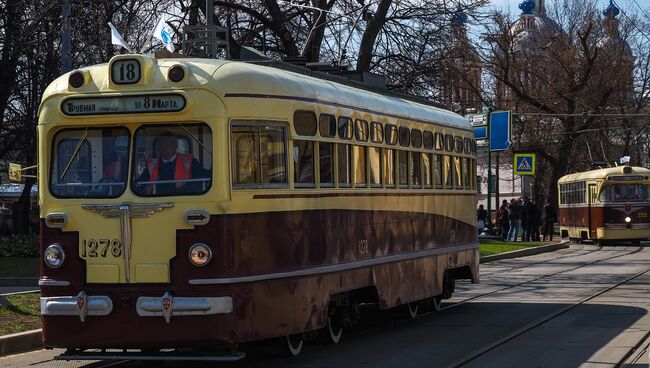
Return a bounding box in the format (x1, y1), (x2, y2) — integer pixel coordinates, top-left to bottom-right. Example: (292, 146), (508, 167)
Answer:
(446, 267), (650, 368)
(444, 245), (644, 311)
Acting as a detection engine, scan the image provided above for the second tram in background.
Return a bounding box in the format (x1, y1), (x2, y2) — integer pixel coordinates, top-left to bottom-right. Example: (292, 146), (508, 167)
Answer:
(558, 165), (650, 243)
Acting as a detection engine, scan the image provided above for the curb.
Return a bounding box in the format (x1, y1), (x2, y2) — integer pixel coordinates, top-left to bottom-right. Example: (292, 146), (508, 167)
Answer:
(0, 278), (38, 287)
(480, 241), (570, 263)
(0, 329), (42, 357)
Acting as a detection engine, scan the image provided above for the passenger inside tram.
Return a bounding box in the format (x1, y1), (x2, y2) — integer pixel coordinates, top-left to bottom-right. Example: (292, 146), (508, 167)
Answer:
(134, 132), (210, 195)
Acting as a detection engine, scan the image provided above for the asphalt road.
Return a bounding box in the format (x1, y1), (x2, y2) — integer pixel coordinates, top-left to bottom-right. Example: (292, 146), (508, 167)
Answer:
(2, 244), (649, 368)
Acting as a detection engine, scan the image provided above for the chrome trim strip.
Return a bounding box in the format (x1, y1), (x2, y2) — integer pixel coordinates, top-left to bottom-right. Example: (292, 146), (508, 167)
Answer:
(55, 352), (245, 362)
(39, 279), (70, 287)
(119, 205), (132, 283)
(189, 242), (479, 285)
(41, 295), (112, 316)
(136, 296), (233, 316)
(45, 212), (68, 229)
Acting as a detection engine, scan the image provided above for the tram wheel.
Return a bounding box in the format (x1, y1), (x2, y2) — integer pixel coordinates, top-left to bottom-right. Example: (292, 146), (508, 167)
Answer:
(324, 314), (343, 344)
(284, 334), (304, 356)
(407, 302), (419, 319)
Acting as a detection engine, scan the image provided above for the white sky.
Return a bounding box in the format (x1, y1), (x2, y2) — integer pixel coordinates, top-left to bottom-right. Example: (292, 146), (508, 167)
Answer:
(489, 0), (641, 15)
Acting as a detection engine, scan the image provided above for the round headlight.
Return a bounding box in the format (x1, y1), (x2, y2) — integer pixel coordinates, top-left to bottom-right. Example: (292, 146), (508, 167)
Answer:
(189, 243), (212, 267)
(625, 216), (632, 223)
(44, 244), (65, 268)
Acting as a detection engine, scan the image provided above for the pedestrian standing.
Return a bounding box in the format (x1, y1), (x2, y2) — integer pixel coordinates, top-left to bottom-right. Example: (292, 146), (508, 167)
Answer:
(507, 198), (522, 242)
(477, 204), (488, 231)
(497, 199), (509, 240)
(542, 198), (558, 241)
(522, 197), (531, 241)
(530, 199), (541, 241)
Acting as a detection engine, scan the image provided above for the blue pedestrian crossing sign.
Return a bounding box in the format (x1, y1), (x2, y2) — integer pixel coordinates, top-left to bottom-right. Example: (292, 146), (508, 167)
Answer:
(514, 154), (536, 175)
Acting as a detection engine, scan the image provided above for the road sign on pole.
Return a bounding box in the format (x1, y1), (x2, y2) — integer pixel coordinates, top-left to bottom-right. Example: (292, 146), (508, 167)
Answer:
(469, 114), (487, 126)
(473, 126), (487, 140)
(514, 153), (536, 175)
(489, 111), (511, 152)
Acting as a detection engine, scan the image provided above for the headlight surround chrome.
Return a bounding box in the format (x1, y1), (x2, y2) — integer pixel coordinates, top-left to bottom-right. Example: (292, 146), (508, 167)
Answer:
(188, 243), (212, 267)
(44, 244), (65, 268)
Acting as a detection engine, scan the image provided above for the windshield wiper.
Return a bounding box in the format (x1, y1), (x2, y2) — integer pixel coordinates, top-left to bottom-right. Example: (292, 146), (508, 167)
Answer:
(178, 123), (212, 156)
(59, 128), (89, 180)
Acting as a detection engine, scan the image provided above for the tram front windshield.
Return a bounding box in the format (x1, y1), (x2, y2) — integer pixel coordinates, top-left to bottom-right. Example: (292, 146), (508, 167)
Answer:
(600, 184), (649, 202)
(50, 127), (129, 198)
(50, 124), (213, 198)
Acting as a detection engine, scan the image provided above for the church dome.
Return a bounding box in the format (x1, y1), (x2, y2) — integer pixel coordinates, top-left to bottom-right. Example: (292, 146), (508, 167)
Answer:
(599, 0), (633, 57)
(511, 0), (563, 53)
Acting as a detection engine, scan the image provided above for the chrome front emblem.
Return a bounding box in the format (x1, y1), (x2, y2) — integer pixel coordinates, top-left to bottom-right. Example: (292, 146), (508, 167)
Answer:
(161, 291), (173, 323)
(76, 291), (88, 322)
(82, 203), (173, 283)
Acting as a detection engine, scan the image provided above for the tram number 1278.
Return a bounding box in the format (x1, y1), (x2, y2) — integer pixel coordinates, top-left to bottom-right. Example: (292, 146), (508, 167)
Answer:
(81, 239), (122, 258)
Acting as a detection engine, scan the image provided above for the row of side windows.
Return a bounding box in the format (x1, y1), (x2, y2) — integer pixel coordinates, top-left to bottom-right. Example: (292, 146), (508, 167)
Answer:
(559, 181), (586, 204)
(232, 119), (476, 190)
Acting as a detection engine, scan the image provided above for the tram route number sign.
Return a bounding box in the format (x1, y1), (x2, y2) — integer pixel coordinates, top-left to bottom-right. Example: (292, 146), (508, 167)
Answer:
(62, 94), (186, 116)
(514, 153), (536, 175)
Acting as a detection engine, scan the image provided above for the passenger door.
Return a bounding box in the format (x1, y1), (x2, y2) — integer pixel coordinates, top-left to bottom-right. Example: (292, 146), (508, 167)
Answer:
(588, 184), (598, 239)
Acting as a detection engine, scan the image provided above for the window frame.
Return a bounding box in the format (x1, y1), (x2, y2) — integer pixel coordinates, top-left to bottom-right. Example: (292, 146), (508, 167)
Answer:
(319, 114), (337, 138)
(230, 121), (288, 189)
(371, 122), (384, 143)
(50, 127), (131, 199)
(355, 119), (369, 142)
(293, 110), (318, 136)
(399, 126), (410, 147)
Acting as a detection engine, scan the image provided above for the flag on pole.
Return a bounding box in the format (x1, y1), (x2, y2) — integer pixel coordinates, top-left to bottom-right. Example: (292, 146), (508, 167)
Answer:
(153, 16), (175, 52)
(108, 22), (133, 53)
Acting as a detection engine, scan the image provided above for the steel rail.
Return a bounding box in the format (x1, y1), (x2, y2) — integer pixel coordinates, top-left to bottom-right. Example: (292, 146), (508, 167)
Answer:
(446, 267), (650, 368)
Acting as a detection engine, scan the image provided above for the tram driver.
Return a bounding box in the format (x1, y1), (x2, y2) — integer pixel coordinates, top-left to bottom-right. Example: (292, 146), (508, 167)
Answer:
(135, 132), (209, 195)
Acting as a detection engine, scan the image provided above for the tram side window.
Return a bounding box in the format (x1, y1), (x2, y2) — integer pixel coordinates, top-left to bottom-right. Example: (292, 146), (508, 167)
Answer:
(398, 150), (408, 187)
(369, 146), (382, 187)
(319, 114), (336, 137)
(51, 127), (129, 198)
(294, 140), (314, 187)
(384, 149), (396, 187)
(294, 111), (317, 136)
(338, 144), (351, 186)
(338, 117), (353, 140)
(434, 133), (444, 151)
(454, 156), (463, 189)
(433, 154), (443, 188)
(231, 123), (286, 187)
(411, 152), (421, 188)
(385, 124), (398, 145)
(371, 122), (384, 143)
(422, 153), (432, 188)
(132, 124), (213, 196)
(352, 145), (367, 186)
(462, 157), (470, 189)
(444, 155), (453, 189)
(319, 142), (334, 186)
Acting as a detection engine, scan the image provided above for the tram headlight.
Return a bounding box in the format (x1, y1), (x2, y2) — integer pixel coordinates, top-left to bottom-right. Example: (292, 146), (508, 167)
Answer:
(168, 65), (185, 82)
(189, 243), (212, 267)
(44, 244), (65, 269)
(625, 216), (632, 223)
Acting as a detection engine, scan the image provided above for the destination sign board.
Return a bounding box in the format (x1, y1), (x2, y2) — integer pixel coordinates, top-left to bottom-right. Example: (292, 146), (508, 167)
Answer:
(61, 94), (186, 116)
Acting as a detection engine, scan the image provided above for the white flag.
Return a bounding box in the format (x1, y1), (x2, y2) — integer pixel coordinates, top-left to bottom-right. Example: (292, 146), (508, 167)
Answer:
(153, 16), (175, 52)
(108, 22), (133, 53)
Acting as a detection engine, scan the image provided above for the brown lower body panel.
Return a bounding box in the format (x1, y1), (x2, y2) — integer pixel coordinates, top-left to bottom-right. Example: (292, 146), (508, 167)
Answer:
(42, 247), (478, 349)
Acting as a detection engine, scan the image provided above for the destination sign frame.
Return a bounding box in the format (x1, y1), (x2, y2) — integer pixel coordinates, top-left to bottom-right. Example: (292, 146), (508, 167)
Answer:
(61, 94), (186, 116)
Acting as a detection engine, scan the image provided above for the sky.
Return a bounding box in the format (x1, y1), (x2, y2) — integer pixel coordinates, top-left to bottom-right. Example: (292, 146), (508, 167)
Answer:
(488, 0), (642, 15)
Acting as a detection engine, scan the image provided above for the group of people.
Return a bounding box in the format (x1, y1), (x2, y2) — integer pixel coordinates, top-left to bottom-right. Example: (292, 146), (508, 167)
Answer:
(487, 197), (557, 242)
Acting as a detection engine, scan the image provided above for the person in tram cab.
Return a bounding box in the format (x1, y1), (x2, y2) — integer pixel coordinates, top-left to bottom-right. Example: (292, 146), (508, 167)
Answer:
(136, 133), (207, 195)
(102, 135), (128, 182)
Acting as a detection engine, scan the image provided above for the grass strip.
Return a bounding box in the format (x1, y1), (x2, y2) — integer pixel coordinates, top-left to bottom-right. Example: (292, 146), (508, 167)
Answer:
(479, 239), (551, 257)
(0, 292), (41, 335)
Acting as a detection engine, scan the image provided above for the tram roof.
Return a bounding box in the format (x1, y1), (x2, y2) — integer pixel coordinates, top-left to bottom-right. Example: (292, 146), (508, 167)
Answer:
(42, 55), (470, 131)
(558, 166), (650, 183)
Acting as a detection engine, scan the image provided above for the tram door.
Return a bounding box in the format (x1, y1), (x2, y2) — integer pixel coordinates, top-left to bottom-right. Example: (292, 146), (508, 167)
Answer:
(588, 184), (598, 239)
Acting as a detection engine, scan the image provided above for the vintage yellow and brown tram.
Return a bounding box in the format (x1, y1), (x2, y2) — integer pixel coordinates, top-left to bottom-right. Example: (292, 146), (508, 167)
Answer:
(29, 53), (479, 360)
(558, 165), (650, 243)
